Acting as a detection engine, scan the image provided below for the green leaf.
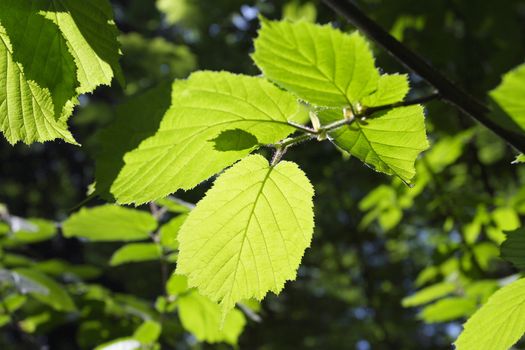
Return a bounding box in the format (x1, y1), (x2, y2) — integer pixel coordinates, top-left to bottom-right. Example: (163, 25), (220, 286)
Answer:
(402, 282), (456, 307)
(95, 82), (172, 200)
(0, 0), (122, 144)
(13, 268), (76, 312)
(160, 214), (187, 251)
(63, 205), (157, 242)
(490, 63), (525, 131)
(455, 278), (525, 350)
(166, 274), (188, 296)
(178, 290), (246, 345)
(253, 18), (379, 107)
(133, 320), (162, 344)
(110, 243), (162, 266)
(500, 228), (525, 270)
(0, 22), (76, 144)
(320, 106), (429, 183)
(492, 207), (520, 231)
(176, 154), (315, 315)
(111, 71), (301, 204)
(40, 0), (123, 93)
(282, 1), (317, 22)
(419, 297), (477, 323)
(361, 74), (409, 107)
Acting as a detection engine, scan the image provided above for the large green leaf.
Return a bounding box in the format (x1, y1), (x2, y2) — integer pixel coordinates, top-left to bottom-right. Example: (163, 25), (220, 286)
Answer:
(500, 228), (525, 270)
(320, 106), (428, 183)
(0, 0), (121, 144)
(455, 278), (525, 350)
(252, 18), (379, 107)
(178, 290), (246, 345)
(41, 0), (123, 93)
(63, 205), (157, 242)
(176, 154), (315, 315)
(111, 71), (302, 204)
(0, 23), (76, 144)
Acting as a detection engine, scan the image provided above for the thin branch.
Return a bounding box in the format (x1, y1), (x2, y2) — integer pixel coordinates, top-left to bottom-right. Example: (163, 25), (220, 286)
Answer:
(320, 0), (525, 153)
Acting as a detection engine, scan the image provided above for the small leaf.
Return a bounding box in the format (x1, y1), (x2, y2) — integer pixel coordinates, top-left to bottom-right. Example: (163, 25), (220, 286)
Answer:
(419, 297), (477, 323)
(63, 205), (157, 242)
(361, 74), (409, 107)
(176, 154), (315, 315)
(160, 214), (187, 251)
(110, 243), (162, 266)
(319, 105), (429, 183)
(111, 71), (301, 204)
(455, 278), (525, 350)
(253, 18), (379, 107)
(211, 129), (259, 152)
(178, 290), (246, 345)
(402, 282), (456, 307)
(133, 320), (162, 344)
(166, 274), (188, 296)
(492, 207), (520, 231)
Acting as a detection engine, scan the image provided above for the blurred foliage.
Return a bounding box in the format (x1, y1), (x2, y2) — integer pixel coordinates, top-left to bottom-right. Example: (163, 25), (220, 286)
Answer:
(0, 0), (525, 349)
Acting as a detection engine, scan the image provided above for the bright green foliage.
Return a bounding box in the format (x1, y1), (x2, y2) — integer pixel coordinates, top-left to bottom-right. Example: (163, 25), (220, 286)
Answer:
(40, 0), (123, 93)
(110, 243), (162, 266)
(402, 282), (456, 307)
(283, 1), (317, 22)
(320, 106), (428, 183)
(166, 274), (188, 296)
(111, 71), (301, 204)
(491, 207), (520, 231)
(63, 205), (157, 241)
(455, 278), (525, 350)
(0, 0), (121, 145)
(253, 18), (379, 107)
(361, 74), (409, 107)
(178, 290), (246, 345)
(176, 155), (314, 315)
(419, 297), (477, 323)
(160, 214), (187, 250)
(491, 63), (525, 131)
(500, 228), (525, 270)
(13, 268), (76, 312)
(133, 320), (162, 344)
